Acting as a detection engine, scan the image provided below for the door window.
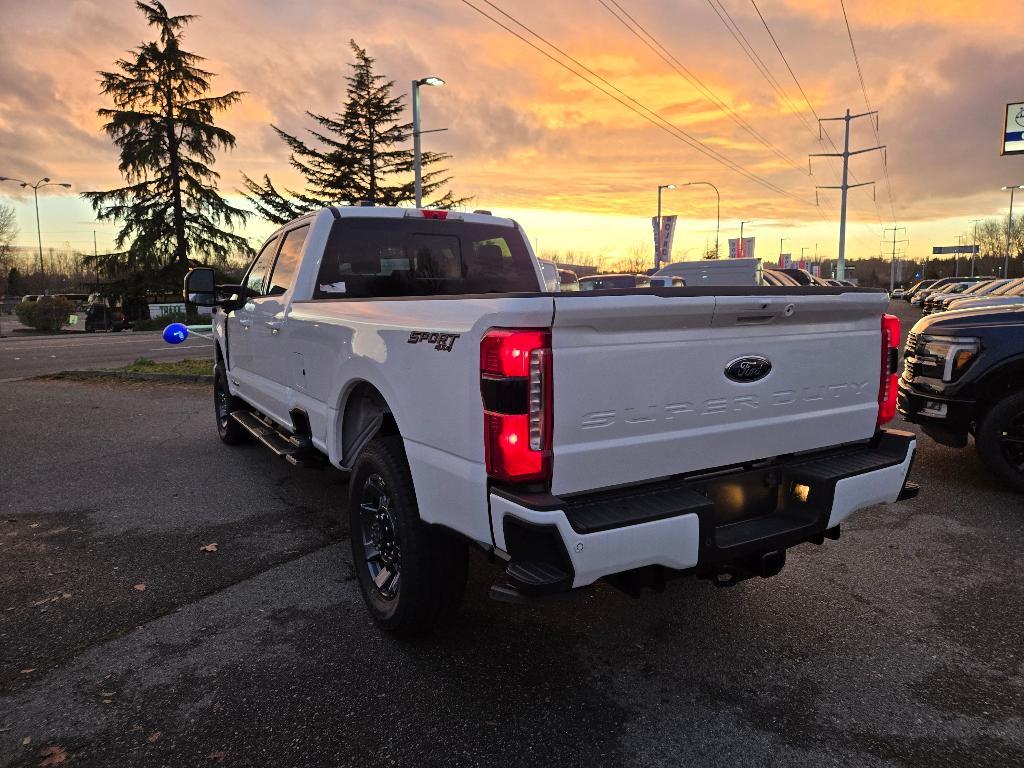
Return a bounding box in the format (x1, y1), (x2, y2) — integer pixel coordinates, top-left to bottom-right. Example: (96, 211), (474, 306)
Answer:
(267, 224), (310, 296)
(244, 237), (280, 295)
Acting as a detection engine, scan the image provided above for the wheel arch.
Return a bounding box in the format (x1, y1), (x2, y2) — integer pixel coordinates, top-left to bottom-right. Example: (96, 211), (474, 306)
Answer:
(336, 380), (400, 470)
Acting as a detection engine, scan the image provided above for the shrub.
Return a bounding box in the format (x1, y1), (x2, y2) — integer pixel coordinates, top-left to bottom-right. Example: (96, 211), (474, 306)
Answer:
(15, 296), (77, 331)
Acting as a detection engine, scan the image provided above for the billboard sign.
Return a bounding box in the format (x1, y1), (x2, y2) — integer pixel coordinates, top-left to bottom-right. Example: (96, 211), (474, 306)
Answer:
(728, 237), (755, 259)
(1003, 102), (1024, 156)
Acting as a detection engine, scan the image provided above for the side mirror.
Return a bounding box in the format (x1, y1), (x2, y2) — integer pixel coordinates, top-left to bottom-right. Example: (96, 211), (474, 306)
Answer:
(184, 268), (217, 306)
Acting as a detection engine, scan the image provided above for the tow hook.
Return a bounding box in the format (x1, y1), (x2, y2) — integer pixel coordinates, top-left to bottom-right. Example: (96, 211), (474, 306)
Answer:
(710, 549), (787, 587)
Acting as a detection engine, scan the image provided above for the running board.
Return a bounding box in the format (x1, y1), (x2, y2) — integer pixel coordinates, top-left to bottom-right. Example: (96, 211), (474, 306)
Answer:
(230, 411), (326, 468)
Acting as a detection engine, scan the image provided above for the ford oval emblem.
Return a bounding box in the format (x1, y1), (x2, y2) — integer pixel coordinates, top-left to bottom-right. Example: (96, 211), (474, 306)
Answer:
(725, 356), (772, 383)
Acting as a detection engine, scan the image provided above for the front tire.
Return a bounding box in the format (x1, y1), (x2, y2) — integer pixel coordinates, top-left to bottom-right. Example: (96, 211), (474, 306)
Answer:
(214, 362), (249, 445)
(348, 435), (467, 635)
(975, 390), (1024, 493)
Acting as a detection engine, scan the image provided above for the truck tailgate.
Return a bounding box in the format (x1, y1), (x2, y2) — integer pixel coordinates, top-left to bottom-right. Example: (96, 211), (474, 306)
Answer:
(549, 291), (888, 496)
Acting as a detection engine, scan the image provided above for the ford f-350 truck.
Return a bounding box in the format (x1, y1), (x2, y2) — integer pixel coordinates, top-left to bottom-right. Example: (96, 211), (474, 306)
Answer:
(184, 206), (918, 634)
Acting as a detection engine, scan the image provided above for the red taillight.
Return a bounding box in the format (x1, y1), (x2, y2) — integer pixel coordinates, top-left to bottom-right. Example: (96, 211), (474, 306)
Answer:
(877, 314), (900, 425)
(481, 329), (552, 484)
(421, 210), (448, 220)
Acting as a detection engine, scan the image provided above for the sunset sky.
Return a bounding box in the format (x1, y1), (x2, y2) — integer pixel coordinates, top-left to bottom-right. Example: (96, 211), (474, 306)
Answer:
(1, 0), (1023, 268)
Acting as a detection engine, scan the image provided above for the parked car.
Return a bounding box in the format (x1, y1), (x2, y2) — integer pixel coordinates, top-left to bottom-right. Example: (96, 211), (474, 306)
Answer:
(557, 268), (579, 291)
(578, 273), (651, 290)
(899, 304), (1024, 491)
(904, 279), (937, 302)
(183, 206), (917, 634)
(777, 268), (817, 286)
(946, 278), (1024, 313)
(646, 275), (686, 287)
(922, 281), (979, 314)
(928, 279), (1008, 314)
(84, 300), (129, 332)
(913, 276), (986, 306)
(656, 257), (760, 286)
(891, 288), (906, 299)
(762, 269), (800, 287)
(538, 259), (560, 292)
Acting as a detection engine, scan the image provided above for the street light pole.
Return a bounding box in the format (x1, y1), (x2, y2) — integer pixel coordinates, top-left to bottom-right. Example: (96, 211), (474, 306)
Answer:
(1002, 185), (1023, 278)
(0, 176), (72, 280)
(680, 181), (720, 258)
(969, 218), (982, 277)
(412, 76), (445, 208)
(656, 183), (676, 269)
(780, 237), (789, 267)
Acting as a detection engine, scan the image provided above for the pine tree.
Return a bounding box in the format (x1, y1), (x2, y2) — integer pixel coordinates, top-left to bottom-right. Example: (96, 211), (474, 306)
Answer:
(83, 1), (250, 274)
(242, 41), (465, 224)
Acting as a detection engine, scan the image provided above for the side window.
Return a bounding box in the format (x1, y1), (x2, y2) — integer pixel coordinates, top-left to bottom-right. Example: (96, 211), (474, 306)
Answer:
(267, 224), (310, 296)
(245, 237), (279, 295)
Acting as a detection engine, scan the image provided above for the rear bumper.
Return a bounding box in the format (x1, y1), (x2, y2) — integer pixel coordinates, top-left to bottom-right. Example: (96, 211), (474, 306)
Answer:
(489, 429), (917, 590)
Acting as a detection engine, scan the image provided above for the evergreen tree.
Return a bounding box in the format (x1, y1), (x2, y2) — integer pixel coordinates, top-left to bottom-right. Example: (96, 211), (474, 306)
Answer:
(83, 1), (250, 274)
(242, 41), (465, 223)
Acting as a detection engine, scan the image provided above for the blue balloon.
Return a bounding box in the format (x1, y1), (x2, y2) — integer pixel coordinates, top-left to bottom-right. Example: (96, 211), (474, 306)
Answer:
(163, 322), (189, 345)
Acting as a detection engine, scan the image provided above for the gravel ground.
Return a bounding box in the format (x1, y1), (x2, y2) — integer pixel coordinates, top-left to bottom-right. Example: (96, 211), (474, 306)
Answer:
(0, 302), (1021, 768)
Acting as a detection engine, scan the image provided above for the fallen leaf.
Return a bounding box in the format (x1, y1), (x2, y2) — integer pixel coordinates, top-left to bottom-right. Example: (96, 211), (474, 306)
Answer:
(102, 699), (113, 705)
(39, 745), (67, 766)
(21, 736), (30, 747)
(199, 543), (218, 553)
(100, 691), (114, 697)
(129, 724), (142, 733)
(133, 584), (146, 592)
(208, 751), (227, 763)
(147, 731), (161, 744)
(20, 668), (35, 675)
(29, 523), (39, 529)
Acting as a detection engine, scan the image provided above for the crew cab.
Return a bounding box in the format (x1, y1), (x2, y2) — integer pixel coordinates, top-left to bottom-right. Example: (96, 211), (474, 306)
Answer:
(184, 206), (918, 634)
(899, 304), (1024, 492)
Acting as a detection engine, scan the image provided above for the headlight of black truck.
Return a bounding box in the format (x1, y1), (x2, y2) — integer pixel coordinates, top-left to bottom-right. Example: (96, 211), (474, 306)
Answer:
(914, 335), (980, 382)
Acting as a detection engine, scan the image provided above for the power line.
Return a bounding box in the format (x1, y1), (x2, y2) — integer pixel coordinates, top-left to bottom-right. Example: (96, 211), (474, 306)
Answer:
(597, 0), (804, 174)
(458, 0), (815, 205)
(704, 0), (816, 138)
(839, 0), (896, 222)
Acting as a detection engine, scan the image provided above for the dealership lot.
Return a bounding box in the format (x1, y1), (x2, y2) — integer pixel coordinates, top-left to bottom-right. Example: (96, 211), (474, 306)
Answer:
(1, 304), (1022, 768)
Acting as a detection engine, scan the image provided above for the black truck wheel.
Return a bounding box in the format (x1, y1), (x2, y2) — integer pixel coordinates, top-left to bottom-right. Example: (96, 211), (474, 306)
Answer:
(214, 363), (249, 445)
(975, 390), (1024, 493)
(348, 435), (467, 635)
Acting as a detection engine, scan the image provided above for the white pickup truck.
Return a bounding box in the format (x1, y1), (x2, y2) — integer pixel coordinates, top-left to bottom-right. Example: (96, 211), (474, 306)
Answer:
(184, 206), (918, 634)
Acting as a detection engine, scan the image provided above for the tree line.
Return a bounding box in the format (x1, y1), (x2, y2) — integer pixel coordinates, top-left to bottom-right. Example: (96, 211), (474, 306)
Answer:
(62, 1), (462, 289)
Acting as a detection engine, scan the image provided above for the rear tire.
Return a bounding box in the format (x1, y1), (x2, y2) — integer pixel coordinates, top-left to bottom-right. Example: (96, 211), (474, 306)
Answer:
(975, 390), (1024, 493)
(348, 435), (468, 635)
(214, 362), (249, 445)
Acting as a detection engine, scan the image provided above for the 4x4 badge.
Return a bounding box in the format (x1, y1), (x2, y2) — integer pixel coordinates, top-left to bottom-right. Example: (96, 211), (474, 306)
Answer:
(725, 356), (772, 383)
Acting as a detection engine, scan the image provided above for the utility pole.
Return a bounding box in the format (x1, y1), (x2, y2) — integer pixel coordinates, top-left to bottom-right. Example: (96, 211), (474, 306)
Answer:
(780, 237), (788, 267)
(883, 225), (907, 292)
(969, 219), (982, 277)
(810, 109), (885, 280)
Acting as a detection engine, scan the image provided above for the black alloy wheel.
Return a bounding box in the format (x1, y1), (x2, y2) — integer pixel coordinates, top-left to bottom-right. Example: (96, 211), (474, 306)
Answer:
(357, 473), (402, 600)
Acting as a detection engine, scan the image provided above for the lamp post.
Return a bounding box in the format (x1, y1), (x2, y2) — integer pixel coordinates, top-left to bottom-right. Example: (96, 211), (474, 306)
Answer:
(1001, 185), (1023, 278)
(779, 237), (789, 267)
(656, 183), (676, 269)
(412, 76), (445, 208)
(738, 220), (752, 258)
(680, 181), (720, 258)
(0, 176), (72, 278)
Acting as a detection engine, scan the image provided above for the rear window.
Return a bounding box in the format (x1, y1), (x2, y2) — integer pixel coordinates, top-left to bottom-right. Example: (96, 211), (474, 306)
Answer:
(313, 218), (539, 299)
(579, 275), (642, 290)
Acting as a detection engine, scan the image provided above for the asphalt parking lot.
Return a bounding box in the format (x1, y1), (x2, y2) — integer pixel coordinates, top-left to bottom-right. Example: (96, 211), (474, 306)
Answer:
(1, 302), (1022, 767)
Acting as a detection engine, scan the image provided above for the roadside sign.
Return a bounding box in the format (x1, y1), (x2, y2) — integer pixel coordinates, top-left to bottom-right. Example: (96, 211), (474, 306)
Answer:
(651, 215), (678, 264)
(1002, 102), (1024, 155)
(932, 245), (980, 255)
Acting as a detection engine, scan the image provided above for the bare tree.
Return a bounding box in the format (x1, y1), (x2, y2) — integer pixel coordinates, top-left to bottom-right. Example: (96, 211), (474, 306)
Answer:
(609, 241), (652, 274)
(0, 202), (18, 293)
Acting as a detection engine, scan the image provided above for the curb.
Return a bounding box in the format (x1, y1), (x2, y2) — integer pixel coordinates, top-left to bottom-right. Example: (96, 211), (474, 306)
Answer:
(45, 370), (214, 384)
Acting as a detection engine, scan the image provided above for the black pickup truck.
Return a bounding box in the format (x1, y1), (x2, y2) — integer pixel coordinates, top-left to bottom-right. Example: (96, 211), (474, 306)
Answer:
(899, 304), (1024, 491)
